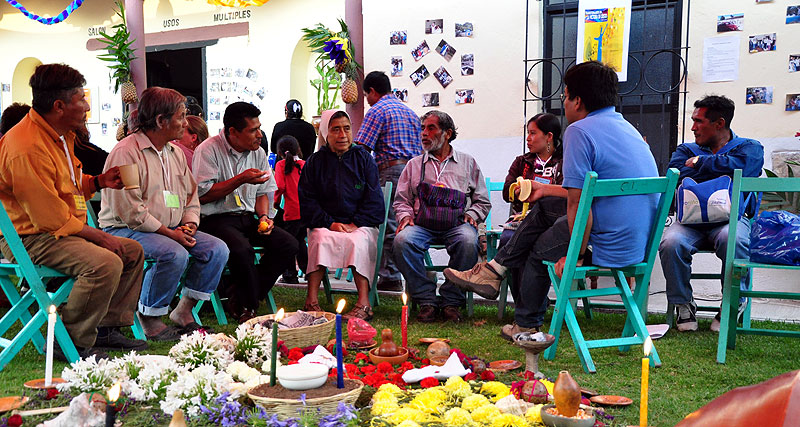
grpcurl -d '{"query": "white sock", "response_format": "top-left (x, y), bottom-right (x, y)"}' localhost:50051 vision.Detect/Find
top-left (487, 260), bottom-right (507, 276)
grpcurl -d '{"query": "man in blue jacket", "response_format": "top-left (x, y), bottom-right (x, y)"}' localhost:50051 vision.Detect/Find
top-left (659, 95), bottom-right (764, 332)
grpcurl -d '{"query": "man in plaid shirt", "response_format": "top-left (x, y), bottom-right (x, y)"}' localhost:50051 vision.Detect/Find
top-left (356, 71), bottom-right (422, 292)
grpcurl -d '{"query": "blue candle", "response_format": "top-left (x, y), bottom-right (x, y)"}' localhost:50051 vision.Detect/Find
top-left (335, 299), bottom-right (346, 388)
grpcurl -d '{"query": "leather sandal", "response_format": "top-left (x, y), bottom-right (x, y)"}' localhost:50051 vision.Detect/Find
top-left (303, 302), bottom-right (323, 312)
top-left (343, 304), bottom-right (374, 321)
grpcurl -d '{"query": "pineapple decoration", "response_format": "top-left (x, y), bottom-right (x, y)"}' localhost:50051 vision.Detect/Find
top-left (302, 19), bottom-right (362, 112)
top-left (97, 0), bottom-right (139, 139)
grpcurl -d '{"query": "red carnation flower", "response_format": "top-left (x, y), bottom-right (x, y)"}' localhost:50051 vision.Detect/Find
top-left (288, 348), bottom-right (305, 361)
top-left (420, 377), bottom-right (439, 388)
top-left (399, 361), bottom-right (414, 372)
top-left (361, 365), bottom-right (377, 374)
top-left (464, 372), bottom-right (478, 381)
top-left (377, 362), bottom-right (393, 373)
top-left (7, 414), bottom-right (23, 427)
top-left (421, 358), bottom-right (430, 366)
top-left (390, 372), bottom-right (406, 385)
top-left (480, 370), bottom-right (496, 381)
top-left (45, 388), bottom-right (60, 400)
top-left (345, 363), bottom-right (360, 374)
top-left (354, 352), bottom-right (370, 365)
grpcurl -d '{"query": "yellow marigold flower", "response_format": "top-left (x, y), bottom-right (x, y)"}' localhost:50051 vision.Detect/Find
top-left (372, 390), bottom-right (398, 405)
top-left (371, 399), bottom-right (400, 416)
top-left (443, 407), bottom-right (474, 427)
top-left (396, 421), bottom-right (423, 427)
top-left (444, 376), bottom-right (472, 398)
top-left (525, 404), bottom-right (544, 424)
top-left (408, 388), bottom-right (448, 414)
top-left (378, 382), bottom-right (405, 396)
top-left (491, 413), bottom-right (528, 427)
top-left (479, 381), bottom-right (511, 402)
top-left (461, 393), bottom-right (490, 411)
top-left (471, 404), bottom-right (501, 424)
top-left (389, 407), bottom-right (427, 424)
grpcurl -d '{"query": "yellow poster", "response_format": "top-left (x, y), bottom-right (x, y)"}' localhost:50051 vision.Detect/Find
top-left (582, 7), bottom-right (626, 72)
top-left (83, 88), bottom-right (92, 122)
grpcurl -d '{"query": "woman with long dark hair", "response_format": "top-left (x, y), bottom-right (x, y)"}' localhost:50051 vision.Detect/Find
top-left (274, 135), bottom-right (308, 283)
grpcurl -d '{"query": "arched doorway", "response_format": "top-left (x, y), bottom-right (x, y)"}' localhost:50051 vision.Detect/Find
top-left (289, 38), bottom-right (316, 118)
top-left (12, 57), bottom-right (43, 105)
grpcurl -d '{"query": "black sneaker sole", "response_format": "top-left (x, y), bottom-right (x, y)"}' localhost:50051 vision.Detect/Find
top-left (443, 270), bottom-right (500, 300)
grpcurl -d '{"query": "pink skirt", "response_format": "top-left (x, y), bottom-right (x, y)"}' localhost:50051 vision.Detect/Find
top-left (306, 226), bottom-right (379, 283)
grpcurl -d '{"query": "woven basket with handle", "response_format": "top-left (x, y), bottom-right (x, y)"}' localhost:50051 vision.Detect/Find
top-left (244, 311), bottom-right (335, 349)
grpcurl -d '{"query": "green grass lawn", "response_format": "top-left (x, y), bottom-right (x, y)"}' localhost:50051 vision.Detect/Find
top-left (3, 285), bottom-right (800, 426)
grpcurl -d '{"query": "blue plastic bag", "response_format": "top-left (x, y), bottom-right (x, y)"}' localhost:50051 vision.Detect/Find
top-left (750, 210), bottom-right (800, 266)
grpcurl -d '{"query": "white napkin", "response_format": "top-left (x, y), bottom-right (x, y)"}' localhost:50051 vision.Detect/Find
top-left (298, 345), bottom-right (337, 369)
top-left (401, 352), bottom-right (471, 383)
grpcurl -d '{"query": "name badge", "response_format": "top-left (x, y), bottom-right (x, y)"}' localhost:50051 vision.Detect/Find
top-left (234, 194), bottom-right (243, 207)
top-left (73, 194), bottom-right (87, 211)
top-left (534, 177), bottom-right (551, 185)
top-left (163, 191), bottom-right (180, 209)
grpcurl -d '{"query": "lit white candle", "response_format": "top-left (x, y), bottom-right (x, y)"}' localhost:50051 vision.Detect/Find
top-left (45, 305), bottom-right (56, 387)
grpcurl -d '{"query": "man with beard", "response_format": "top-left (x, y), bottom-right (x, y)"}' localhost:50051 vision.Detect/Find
top-left (659, 95), bottom-right (763, 332)
top-left (193, 102), bottom-right (298, 323)
top-left (392, 110), bottom-right (490, 323)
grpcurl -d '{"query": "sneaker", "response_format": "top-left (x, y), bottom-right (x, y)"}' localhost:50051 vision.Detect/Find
top-left (443, 263), bottom-right (502, 300)
top-left (501, 323), bottom-right (539, 341)
top-left (675, 301), bottom-right (698, 332)
top-left (710, 300), bottom-right (749, 332)
top-left (94, 327), bottom-right (149, 351)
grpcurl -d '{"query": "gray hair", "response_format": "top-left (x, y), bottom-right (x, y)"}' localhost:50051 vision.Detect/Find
top-left (420, 110), bottom-right (457, 142)
top-left (133, 87), bottom-right (186, 133)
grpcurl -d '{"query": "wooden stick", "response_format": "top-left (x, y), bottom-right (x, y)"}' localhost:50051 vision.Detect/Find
top-left (16, 406), bottom-right (69, 417)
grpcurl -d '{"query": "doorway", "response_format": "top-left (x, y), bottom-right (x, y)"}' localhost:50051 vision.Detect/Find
top-left (146, 43), bottom-right (210, 116)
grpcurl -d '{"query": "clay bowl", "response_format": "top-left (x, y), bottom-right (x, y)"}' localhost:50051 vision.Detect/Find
top-left (540, 404), bottom-right (595, 427)
top-left (368, 347), bottom-right (409, 365)
top-left (429, 355), bottom-right (450, 366)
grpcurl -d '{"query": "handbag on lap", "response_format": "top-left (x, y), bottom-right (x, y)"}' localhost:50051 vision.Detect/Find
top-left (414, 159), bottom-right (468, 231)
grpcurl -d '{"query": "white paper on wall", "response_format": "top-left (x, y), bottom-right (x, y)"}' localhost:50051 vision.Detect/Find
top-left (703, 35), bottom-right (740, 83)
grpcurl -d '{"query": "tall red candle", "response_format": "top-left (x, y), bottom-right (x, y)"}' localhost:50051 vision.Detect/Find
top-left (401, 293), bottom-right (408, 348)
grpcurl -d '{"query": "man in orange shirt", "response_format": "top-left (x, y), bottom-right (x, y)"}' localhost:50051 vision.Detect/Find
top-left (0, 63), bottom-right (146, 360)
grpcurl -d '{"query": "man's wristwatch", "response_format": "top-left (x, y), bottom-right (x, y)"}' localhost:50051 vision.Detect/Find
top-left (93, 175), bottom-right (102, 190)
top-left (258, 214), bottom-right (269, 221)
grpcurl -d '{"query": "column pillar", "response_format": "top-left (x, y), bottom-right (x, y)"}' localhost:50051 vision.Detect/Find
top-left (345, 0), bottom-right (364, 132)
top-left (125, 0), bottom-right (147, 100)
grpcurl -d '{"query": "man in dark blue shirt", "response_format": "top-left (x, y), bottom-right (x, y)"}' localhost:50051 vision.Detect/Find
top-left (659, 95), bottom-right (764, 332)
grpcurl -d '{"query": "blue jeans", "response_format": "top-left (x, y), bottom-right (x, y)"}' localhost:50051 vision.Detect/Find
top-left (658, 218), bottom-right (751, 305)
top-left (378, 163), bottom-right (406, 281)
top-left (393, 222), bottom-right (479, 307)
top-left (105, 228), bottom-right (230, 316)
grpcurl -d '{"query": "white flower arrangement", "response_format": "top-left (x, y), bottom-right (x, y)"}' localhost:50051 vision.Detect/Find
top-left (226, 361), bottom-right (260, 383)
top-left (260, 357), bottom-right (282, 374)
top-left (233, 323), bottom-right (272, 367)
top-left (59, 355), bottom-right (117, 395)
top-left (160, 364), bottom-right (237, 417)
top-left (136, 357), bottom-right (184, 402)
top-left (169, 330), bottom-right (233, 371)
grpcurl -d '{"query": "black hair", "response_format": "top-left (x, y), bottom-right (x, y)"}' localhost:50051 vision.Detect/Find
top-left (329, 110), bottom-right (351, 123)
top-left (277, 135), bottom-right (302, 175)
top-left (285, 99), bottom-right (303, 119)
top-left (528, 113), bottom-right (563, 158)
top-left (223, 102), bottom-right (261, 134)
top-left (694, 95), bottom-right (735, 129)
top-left (185, 96), bottom-right (204, 118)
top-left (563, 61), bottom-right (618, 112)
top-left (29, 63), bottom-right (86, 114)
top-left (363, 71), bottom-right (391, 96)
top-left (419, 110), bottom-right (458, 142)
top-left (0, 103), bottom-right (31, 135)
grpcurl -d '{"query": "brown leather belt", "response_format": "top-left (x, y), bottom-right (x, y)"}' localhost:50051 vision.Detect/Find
top-left (378, 158), bottom-right (409, 172)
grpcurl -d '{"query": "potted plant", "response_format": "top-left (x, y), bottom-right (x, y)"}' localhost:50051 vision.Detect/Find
top-left (97, 0), bottom-right (138, 107)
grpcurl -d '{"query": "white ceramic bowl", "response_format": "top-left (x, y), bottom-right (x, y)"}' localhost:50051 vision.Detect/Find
top-left (276, 363), bottom-right (329, 390)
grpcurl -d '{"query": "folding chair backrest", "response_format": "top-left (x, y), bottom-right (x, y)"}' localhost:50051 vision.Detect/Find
top-left (484, 177), bottom-right (505, 228)
top-left (0, 201), bottom-right (51, 306)
top-left (564, 168), bottom-right (680, 271)
top-left (370, 182), bottom-right (393, 287)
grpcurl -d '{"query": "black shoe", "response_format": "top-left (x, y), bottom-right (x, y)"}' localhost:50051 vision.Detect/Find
top-left (95, 327), bottom-right (149, 351)
top-left (53, 343), bottom-right (108, 363)
top-left (442, 306), bottom-right (463, 323)
top-left (281, 274), bottom-right (300, 284)
top-left (377, 278), bottom-right (403, 292)
top-left (416, 305), bottom-right (437, 323)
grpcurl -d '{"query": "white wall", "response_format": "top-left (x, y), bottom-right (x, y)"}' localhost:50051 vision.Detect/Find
top-left (681, 1), bottom-right (800, 141)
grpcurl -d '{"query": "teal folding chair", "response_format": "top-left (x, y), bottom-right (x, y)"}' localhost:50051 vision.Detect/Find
top-left (717, 169), bottom-right (800, 363)
top-left (485, 177), bottom-right (512, 320)
top-left (322, 182), bottom-right (392, 307)
top-left (0, 201), bottom-right (80, 369)
top-left (542, 168), bottom-right (679, 373)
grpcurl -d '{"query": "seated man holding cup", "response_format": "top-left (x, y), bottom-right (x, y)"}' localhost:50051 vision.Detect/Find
top-left (99, 87), bottom-right (230, 341)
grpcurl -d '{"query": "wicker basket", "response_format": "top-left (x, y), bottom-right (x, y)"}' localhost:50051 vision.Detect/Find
top-left (248, 379), bottom-right (363, 418)
top-left (245, 311), bottom-right (335, 349)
